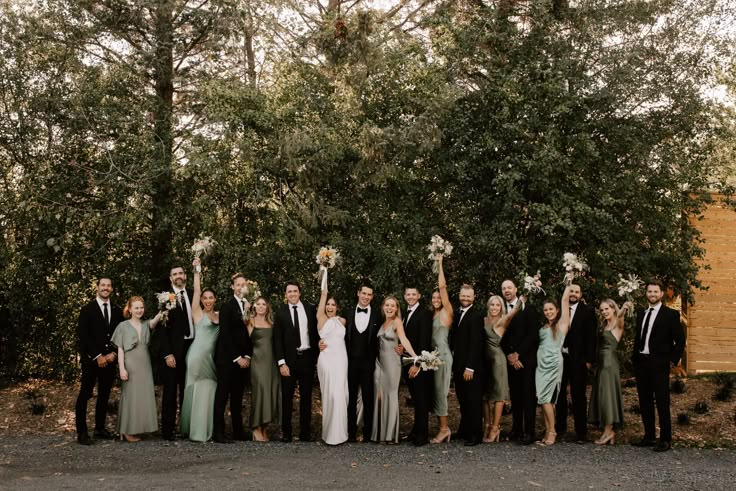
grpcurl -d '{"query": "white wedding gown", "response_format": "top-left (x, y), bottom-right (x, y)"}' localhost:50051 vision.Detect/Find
top-left (318, 317), bottom-right (349, 445)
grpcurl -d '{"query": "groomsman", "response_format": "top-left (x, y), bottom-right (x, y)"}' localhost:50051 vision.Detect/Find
top-left (632, 280), bottom-right (685, 452)
top-left (343, 282), bottom-right (381, 442)
top-left (213, 273), bottom-right (252, 443)
top-left (555, 283), bottom-right (597, 442)
top-left (75, 276), bottom-right (124, 445)
top-left (451, 284), bottom-right (485, 446)
top-left (160, 264), bottom-right (195, 441)
top-left (273, 281), bottom-right (319, 442)
top-left (403, 287), bottom-right (434, 446)
top-left (500, 278), bottom-right (539, 444)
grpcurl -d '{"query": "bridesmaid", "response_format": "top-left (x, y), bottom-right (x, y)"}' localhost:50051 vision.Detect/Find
top-left (588, 299), bottom-right (632, 445)
top-left (371, 296), bottom-right (419, 444)
top-left (482, 294), bottom-right (524, 443)
top-left (180, 258), bottom-right (219, 442)
top-left (430, 255), bottom-right (453, 444)
top-left (112, 296), bottom-right (162, 442)
top-left (248, 296), bottom-right (280, 442)
top-left (535, 285), bottom-right (572, 446)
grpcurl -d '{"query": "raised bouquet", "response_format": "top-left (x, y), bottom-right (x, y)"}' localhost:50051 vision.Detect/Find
top-left (241, 280), bottom-right (261, 320)
top-left (427, 235), bottom-right (453, 273)
top-left (617, 274), bottom-right (643, 317)
top-left (521, 270), bottom-right (545, 296)
top-left (315, 246), bottom-right (340, 285)
top-left (402, 349), bottom-right (446, 371)
top-left (562, 252), bottom-right (588, 285)
top-left (191, 236), bottom-right (216, 272)
top-left (156, 291), bottom-right (177, 325)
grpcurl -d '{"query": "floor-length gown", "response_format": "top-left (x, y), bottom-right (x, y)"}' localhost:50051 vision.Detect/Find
top-left (588, 330), bottom-right (625, 429)
top-left (112, 320), bottom-right (158, 435)
top-left (317, 317), bottom-right (349, 445)
top-left (431, 316), bottom-right (453, 416)
top-left (535, 326), bottom-right (565, 404)
top-left (250, 326), bottom-right (280, 429)
top-left (180, 315), bottom-right (219, 442)
top-left (484, 322), bottom-right (510, 402)
top-left (371, 322), bottom-right (401, 443)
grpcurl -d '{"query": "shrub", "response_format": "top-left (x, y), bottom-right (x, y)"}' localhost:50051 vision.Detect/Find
top-left (693, 400), bottom-right (709, 414)
top-left (30, 403), bottom-right (46, 415)
top-left (676, 412), bottom-right (690, 425)
top-left (712, 372), bottom-right (736, 388)
top-left (714, 385), bottom-right (733, 402)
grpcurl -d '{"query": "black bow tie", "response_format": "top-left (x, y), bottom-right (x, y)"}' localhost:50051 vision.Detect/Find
top-left (357, 307), bottom-right (368, 314)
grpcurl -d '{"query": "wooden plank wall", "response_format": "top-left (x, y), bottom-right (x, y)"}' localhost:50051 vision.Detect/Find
top-left (688, 194), bottom-right (736, 374)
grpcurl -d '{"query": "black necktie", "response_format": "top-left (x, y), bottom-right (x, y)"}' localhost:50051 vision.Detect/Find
top-left (508, 303), bottom-right (513, 311)
top-left (180, 292), bottom-right (191, 337)
top-left (639, 308), bottom-right (653, 352)
top-left (293, 305), bottom-right (300, 331)
top-left (357, 307), bottom-right (368, 314)
top-left (103, 303), bottom-right (109, 326)
top-left (241, 300), bottom-right (246, 313)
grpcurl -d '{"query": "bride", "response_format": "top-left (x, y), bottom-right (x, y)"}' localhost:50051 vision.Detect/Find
top-left (316, 267), bottom-right (349, 445)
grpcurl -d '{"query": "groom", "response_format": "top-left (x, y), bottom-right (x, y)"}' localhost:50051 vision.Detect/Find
top-left (160, 264), bottom-right (195, 441)
top-left (403, 286), bottom-right (434, 446)
top-left (344, 281), bottom-right (381, 442)
top-left (273, 281), bottom-right (319, 442)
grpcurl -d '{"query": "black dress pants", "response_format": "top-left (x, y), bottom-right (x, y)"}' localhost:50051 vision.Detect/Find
top-left (75, 362), bottom-right (115, 436)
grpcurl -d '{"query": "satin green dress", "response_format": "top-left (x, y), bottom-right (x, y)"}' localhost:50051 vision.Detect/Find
top-left (535, 326), bottom-right (564, 404)
top-left (483, 322), bottom-right (510, 402)
top-left (180, 315), bottom-right (219, 442)
top-left (431, 316), bottom-right (453, 416)
top-left (250, 327), bottom-right (280, 428)
top-left (112, 320), bottom-right (158, 435)
top-left (371, 322), bottom-right (401, 443)
top-left (588, 330), bottom-right (625, 430)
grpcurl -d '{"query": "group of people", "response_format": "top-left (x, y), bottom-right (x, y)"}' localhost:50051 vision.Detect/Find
top-left (75, 255), bottom-right (685, 452)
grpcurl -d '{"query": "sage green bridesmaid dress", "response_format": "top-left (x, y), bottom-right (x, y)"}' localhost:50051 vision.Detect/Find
top-left (588, 330), bottom-right (625, 429)
top-left (250, 326), bottom-right (281, 429)
top-left (483, 322), bottom-right (510, 402)
top-left (431, 316), bottom-right (453, 416)
top-left (535, 326), bottom-right (565, 404)
top-left (180, 315), bottom-right (219, 442)
top-left (371, 322), bottom-right (401, 443)
top-left (112, 320), bottom-right (158, 435)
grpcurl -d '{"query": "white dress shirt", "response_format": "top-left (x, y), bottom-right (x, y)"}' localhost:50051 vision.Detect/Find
top-left (355, 305), bottom-right (370, 333)
top-left (405, 304), bottom-right (418, 324)
top-left (93, 297), bottom-right (111, 360)
top-left (640, 302), bottom-right (662, 354)
top-left (174, 286), bottom-right (195, 340)
top-left (278, 301), bottom-right (310, 367)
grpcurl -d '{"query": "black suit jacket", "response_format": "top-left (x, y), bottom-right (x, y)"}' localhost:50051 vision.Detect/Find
top-left (403, 306), bottom-right (433, 355)
top-left (344, 304), bottom-right (381, 359)
top-left (500, 301), bottom-right (539, 367)
top-left (160, 287), bottom-right (193, 362)
top-left (215, 296), bottom-right (253, 366)
top-left (450, 305), bottom-right (485, 374)
top-left (632, 305), bottom-right (685, 366)
top-left (77, 299), bottom-right (124, 365)
top-left (563, 302), bottom-right (597, 365)
top-left (273, 301), bottom-right (319, 368)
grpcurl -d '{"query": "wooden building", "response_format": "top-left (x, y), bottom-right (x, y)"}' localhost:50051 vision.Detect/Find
top-left (686, 194), bottom-right (736, 374)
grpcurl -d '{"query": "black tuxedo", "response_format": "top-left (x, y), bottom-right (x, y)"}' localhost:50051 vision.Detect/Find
top-left (632, 304), bottom-right (685, 443)
top-left (344, 304), bottom-right (381, 440)
top-left (160, 287), bottom-right (194, 438)
top-left (213, 296), bottom-right (253, 439)
top-left (273, 301), bottom-right (319, 440)
top-left (450, 305), bottom-right (485, 444)
top-left (500, 300), bottom-right (538, 439)
top-left (403, 305), bottom-right (434, 444)
top-left (75, 298), bottom-right (124, 437)
top-left (556, 302), bottom-right (597, 439)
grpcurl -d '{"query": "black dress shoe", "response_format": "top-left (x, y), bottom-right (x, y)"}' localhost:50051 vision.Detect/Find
top-left (77, 434), bottom-right (93, 446)
top-left (280, 435), bottom-right (293, 443)
top-left (213, 434), bottom-right (233, 444)
top-left (633, 438), bottom-right (657, 447)
top-left (93, 429), bottom-right (115, 440)
top-left (464, 439), bottom-right (480, 447)
top-left (162, 433), bottom-right (176, 442)
top-left (507, 431), bottom-right (520, 441)
top-left (413, 439), bottom-right (429, 447)
top-left (298, 434), bottom-right (313, 442)
top-left (653, 441), bottom-right (671, 452)
top-left (520, 435), bottom-right (536, 445)
top-left (233, 433), bottom-right (250, 442)
top-left (347, 437), bottom-right (358, 443)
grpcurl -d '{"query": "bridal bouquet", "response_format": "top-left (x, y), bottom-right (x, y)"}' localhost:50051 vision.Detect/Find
top-left (316, 246), bottom-right (340, 284)
top-left (241, 280), bottom-right (262, 320)
top-left (402, 349), bottom-right (446, 371)
top-left (617, 274), bottom-right (643, 317)
top-left (427, 235), bottom-right (453, 273)
top-left (191, 236), bottom-right (216, 272)
top-left (156, 291), bottom-right (177, 325)
top-left (521, 270), bottom-right (545, 296)
top-left (562, 252), bottom-right (588, 285)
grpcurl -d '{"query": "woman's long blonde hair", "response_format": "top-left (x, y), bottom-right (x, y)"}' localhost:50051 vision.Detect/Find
top-left (247, 296), bottom-right (273, 328)
top-left (382, 295), bottom-right (402, 322)
top-left (600, 298), bottom-right (620, 330)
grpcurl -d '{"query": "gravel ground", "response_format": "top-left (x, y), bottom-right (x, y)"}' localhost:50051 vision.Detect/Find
top-left (1, 435), bottom-right (734, 490)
